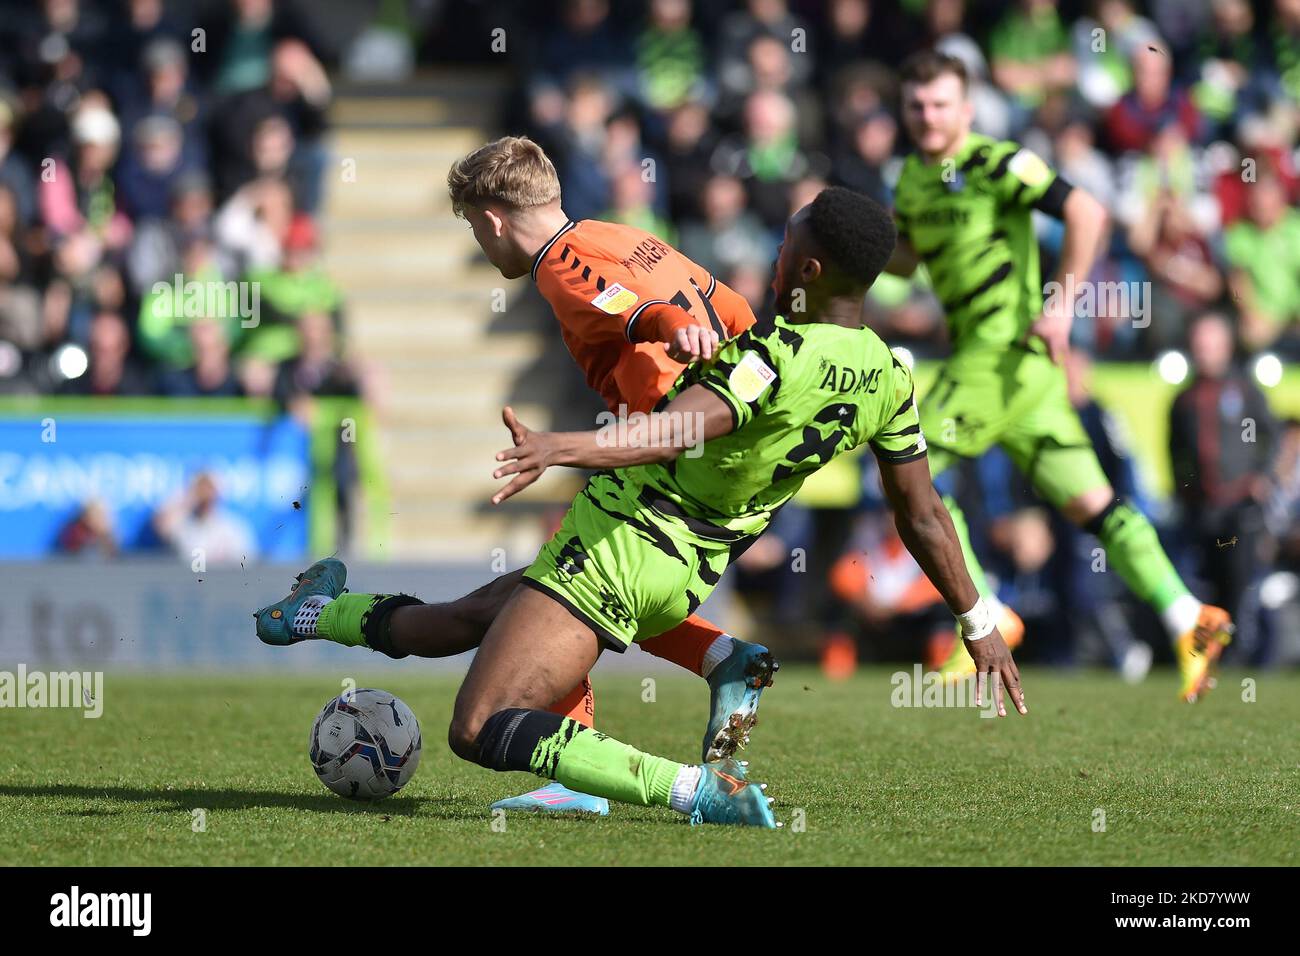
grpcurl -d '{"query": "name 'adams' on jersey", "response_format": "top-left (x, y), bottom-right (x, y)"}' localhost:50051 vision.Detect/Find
top-left (625, 313), bottom-right (927, 542)
top-left (893, 134), bottom-right (1059, 352)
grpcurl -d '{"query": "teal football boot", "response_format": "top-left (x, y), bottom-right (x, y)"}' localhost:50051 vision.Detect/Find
top-left (254, 558), bottom-right (348, 646)
top-left (688, 758), bottom-right (778, 828)
top-left (702, 639), bottom-right (779, 762)
top-left (490, 782), bottom-right (610, 815)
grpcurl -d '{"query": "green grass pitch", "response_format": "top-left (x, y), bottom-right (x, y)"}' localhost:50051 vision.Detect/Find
top-left (2, 667), bottom-right (1297, 866)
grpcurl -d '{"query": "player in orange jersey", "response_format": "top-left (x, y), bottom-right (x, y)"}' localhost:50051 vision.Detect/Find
top-left (382, 136), bottom-right (779, 814)
top-left (257, 137), bottom-right (778, 814)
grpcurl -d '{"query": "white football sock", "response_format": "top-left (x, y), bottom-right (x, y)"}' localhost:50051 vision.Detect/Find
top-left (669, 765), bottom-right (704, 814)
top-left (1161, 593), bottom-right (1201, 641)
top-left (699, 635), bottom-right (735, 678)
top-left (293, 594), bottom-right (333, 637)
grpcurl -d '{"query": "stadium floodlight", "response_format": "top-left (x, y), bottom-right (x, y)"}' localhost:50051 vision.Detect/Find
top-left (1154, 350), bottom-right (1189, 385)
top-left (51, 343), bottom-right (88, 382)
top-left (1253, 352), bottom-right (1283, 389)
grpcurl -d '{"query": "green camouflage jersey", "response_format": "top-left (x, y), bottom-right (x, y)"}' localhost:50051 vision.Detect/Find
top-left (893, 134), bottom-right (1059, 353)
top-left (635, 312), bottom-right (925, 536)
top-left (523, 312), bottom-right (926, 649)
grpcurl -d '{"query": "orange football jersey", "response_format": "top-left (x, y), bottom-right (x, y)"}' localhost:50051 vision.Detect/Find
top-left (531, 219), bottom-right (758, 415)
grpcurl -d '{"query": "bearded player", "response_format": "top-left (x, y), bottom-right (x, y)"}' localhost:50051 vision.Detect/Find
top-left (257, 136), bottom-right (777, 813)
top-left (888, 50), bottom-right (1233, 701)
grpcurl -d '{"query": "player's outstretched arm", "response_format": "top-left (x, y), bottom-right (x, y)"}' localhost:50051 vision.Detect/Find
top-left (1031, 186), bottom-right (1109, 363)
top-left (490, 386), bottom-right (735, 504)
top-left (878, 455), bottom-right (1028, 717)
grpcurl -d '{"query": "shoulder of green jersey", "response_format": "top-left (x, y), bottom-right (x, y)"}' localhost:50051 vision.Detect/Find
top-left (728, 350), bottom-right (777, 403)
top-left (1007, 148), bottom-right (1053, 188)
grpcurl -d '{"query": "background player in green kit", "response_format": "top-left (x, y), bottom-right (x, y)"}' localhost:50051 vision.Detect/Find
top-left (255, 188), bottom-right (1026, 827)
top-left (887, 50), bottom-right (1233, 702)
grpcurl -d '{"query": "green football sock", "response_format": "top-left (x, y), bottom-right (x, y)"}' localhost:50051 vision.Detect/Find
top-left (941, 495), bottom-right (995, 601)
top-left (1091, 500), bottom-right (1190, 612)
top-left (315, 593), bottom-right (387, 647)
top-left (533, 721), bottom-right (682, 808)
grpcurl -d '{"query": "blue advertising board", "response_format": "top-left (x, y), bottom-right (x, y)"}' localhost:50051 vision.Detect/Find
top-left (0, 414), bottom-right (310, 559)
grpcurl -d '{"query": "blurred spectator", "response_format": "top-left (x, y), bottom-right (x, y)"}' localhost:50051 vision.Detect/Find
top-left (604, 164), bottom-right (674, 242)
top-left (115, 115), bottom-right (193, 221)
top-left (0, 100), bottom-right (37, 227)
top-left (678, 174), bottom-right (772, 278)
top-left (1071, 0), bottom-right (1161, 109)
top-left (988, 0), bottom-right (1076, 121)
top-left (41, 101), bottom-right (132, 253)
top-left (244, 213), bottom-right (343, 362)
top-left (712, 88), bottom-right (819, 229)
top-left (829, 509), bottom-right (953, 669)
top-left (662, 100), bottom-right (719, 221)
top-left (116, 36), bottom-right (208, 171)
top-left (208, 38), bottom-right (331, 211)
top-left (61, 310), bottom-right (154, 396)
top-left (137, 236), bottom-right (243, 369)
top-left (157, 316), bottom-right (243, 397)
top-left (213, 175), bottom-right (293, 273)
top-left (1224, 171), bottom-right (1300, 353)
top-left (716, 0), bottom-right (811, 107)
top-left (542, 73), bottom-right (617, 222)
top-left (1188, 0), bottom-right (1271, 136)
top-left (0, 182), bottom-right (43, 352)
top-left (57, 499), bottom-right (117, 557)
top-left (126, 171), bottom-right (227, 296)
top-left (830, 108), bottom-right (899, 206)
top-left (634, 0), bottom-right (708, 113)
top-left (1106, 42), bottom-right (1203, 153)
top-left (153, 471), bottom-right (257, 565)
top-left (1169, 313), bottom-right (1279, 652)
top-left (198, 0), bottom-right (327, 97)
top-left (1127, 190), bottom-right (1224, 352)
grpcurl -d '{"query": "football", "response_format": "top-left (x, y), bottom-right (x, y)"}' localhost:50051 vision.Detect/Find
top-left (308, 689), bottom-right (422, 800)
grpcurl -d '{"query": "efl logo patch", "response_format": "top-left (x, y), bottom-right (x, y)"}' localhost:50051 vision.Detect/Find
top-left (729, 351), bottom-right (777, 403)
top-left (1008, 149), bottom-right (1051, 188)
top-left (590, 282), bottom-right (639, 314)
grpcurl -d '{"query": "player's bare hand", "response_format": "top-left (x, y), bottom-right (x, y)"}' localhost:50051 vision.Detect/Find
top-left (492, 406), bottom-right (555, 505)
top-left (965, 627), bottom-right (1027, 717)
top-left (665, 324), bottom-right (719, 363)
top-left (1028, 305), bottom-right (1072, 364)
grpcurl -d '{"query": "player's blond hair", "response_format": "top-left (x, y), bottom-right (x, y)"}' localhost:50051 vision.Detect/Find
top-left (446, 136), bottom-right (561, 219)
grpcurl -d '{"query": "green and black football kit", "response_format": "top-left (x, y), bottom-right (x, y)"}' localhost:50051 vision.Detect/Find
top-left (522, 313), bottom-right (926, 649)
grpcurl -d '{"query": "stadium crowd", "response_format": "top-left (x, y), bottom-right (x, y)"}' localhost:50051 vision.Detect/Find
top-left (504, 0), bottom-right (1300, 670)
top-left (3, 0), bottom-right (1298, 669)
top-left (0, 0), bottom-right (368, 409)
top-left (0, 0), bottom-right (378, 557)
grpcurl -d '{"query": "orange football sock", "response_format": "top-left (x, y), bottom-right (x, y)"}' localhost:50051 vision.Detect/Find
top-left (639, 615), bottom-right (725, 677)
top-left (548, 676), bottom-right (595, 728)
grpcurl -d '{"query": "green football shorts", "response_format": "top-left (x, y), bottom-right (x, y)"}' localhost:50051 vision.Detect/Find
top-left (521, 472), bottom-right (737, 651)
top-left (919, 345), bottom-right (1109, 508)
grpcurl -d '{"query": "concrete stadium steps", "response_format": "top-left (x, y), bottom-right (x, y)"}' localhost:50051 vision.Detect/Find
top-left (324, 73), bottom-right (555, 558)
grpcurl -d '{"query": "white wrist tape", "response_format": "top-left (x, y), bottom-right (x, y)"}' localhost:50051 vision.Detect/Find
top-left (957, 597), bottom-right (996, 641)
